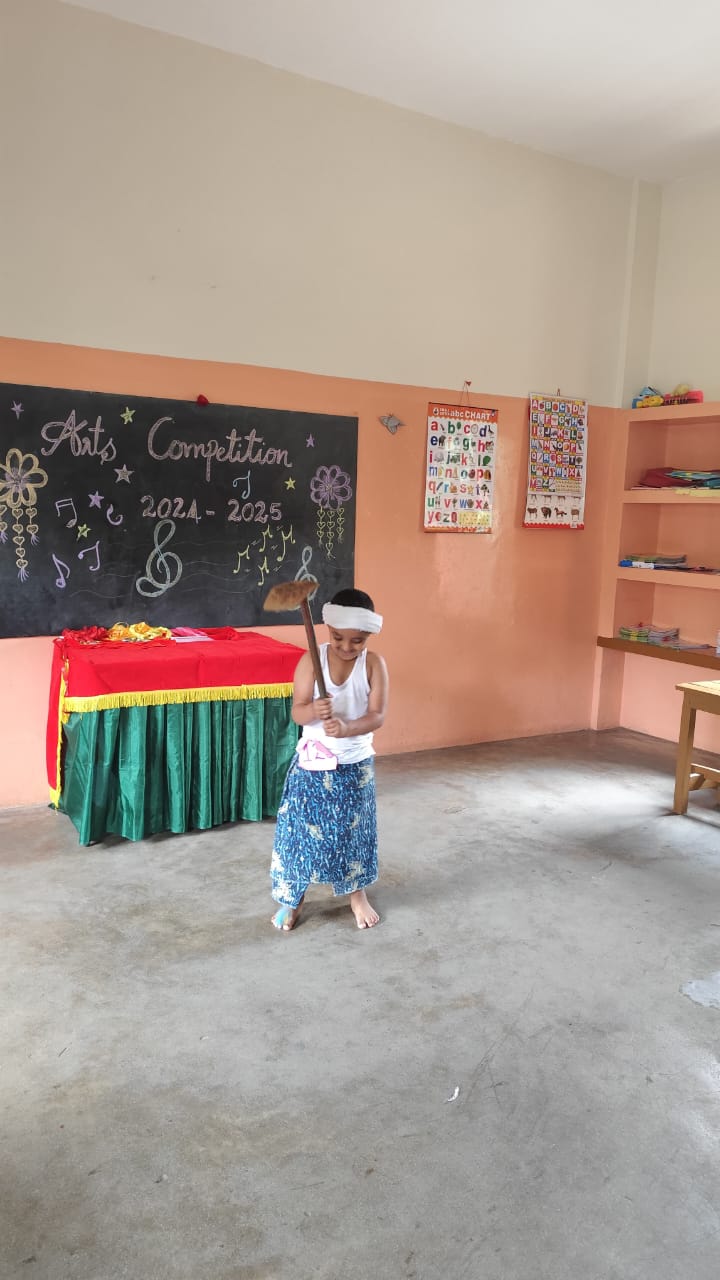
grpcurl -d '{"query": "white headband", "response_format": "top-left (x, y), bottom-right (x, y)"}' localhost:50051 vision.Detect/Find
top-left (322, 603), bottom-right (383, 634)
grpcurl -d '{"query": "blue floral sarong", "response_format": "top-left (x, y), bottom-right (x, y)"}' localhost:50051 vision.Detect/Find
top-left (270, 756), bottom-right (378, 907)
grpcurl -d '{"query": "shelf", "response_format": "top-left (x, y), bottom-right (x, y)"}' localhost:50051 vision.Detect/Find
top-left (628, 402), bottom-right (720, 425)
top-left (597, 637), bottom-right (720, 671)
top-left (623, 489), bottom-right (720, 504)
top-left (616, 568), bottom-right (720, 590)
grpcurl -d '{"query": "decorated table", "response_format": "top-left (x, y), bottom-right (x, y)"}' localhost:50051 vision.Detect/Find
top-left (47, 627), bottom-right (304, 844)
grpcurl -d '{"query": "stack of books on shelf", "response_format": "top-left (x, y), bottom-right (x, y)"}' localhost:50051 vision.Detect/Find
top-left (619, 552), bottom-right (720, 574)
top-left (647, 624), bottom-right (680, 645)
top-left (617, 623), bottom-right (713, 652)
top-left (623, 553), bottom-right (687, 568)
top-left (636, 468), bottom-right (720, 489)
top-left (618, 624), bottom-right (649, 642)
top-left (618, 623), bottom-right (679, 645)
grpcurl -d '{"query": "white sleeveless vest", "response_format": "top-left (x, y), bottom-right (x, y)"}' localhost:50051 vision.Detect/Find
top-left (301, 643), bottom-right (374, 765)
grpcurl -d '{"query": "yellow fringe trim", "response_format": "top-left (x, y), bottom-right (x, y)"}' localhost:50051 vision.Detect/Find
top-left (49, 665), bottom-right (68, 805)
top-left (61, 682), bottom-right (294, 716)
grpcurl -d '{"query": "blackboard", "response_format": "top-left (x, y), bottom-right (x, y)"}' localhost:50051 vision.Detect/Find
top-left (0, 383), bottom-right (357, 637)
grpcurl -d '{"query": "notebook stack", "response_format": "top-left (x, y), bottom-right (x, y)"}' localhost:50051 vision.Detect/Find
top-left (617, 623), bottom-right (680, 645)
top-left (618, 624), bottom-right (649, 642)
top-left (647, 625), bottom-right (680, 645)
top-left (626, 553), bottom-right (687, 567)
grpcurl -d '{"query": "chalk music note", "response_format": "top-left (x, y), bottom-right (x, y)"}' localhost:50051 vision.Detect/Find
top-left (136, 519), bottom-right (182, 598)
top-left (275, 524), bottom-right (295, 565)
top-left (54, 498), bottom-right (77, 528)
top-left (233, 546), bottom-right (250, 574)
top-left (77, 538), bottom-right (101, 572)
top-left (52, 554), bottom-right (70, 589)
top-left (258, 526), bottom-right (271, 553)
top-left (106, 504), bottom-right (123, 526)
top-left (257, 555), bottom-right (269, 587)
top-left (294, 545), bottom-right (318, 599)
top-left (232, 472), bottom-right (251, 499)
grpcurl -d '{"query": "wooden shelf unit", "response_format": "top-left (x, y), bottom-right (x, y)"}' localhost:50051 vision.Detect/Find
top-left (597, 636), bottom-right (720, 671)
top-left (623, 489), bottom-right (720, 504)
top-left (616, 567), bottom-right (720, 590)
top-left (594, 404), bottom-right (720, 725)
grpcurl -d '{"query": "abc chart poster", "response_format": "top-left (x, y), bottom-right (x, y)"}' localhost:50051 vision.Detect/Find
top-left (424, 403), bottom-right (498, 533)
top-left (523, 394), bottom-right (587, 529)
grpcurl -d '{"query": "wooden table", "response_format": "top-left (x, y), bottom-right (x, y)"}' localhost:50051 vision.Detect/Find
top-left (673, 680), bottom-right (720, 813)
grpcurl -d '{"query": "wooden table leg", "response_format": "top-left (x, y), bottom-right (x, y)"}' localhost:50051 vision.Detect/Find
top-left (673, 694), bottom-right (697, 814)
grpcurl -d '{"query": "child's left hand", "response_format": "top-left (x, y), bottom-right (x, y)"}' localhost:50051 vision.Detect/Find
top-left (324, 716), bottom-right (348, 738)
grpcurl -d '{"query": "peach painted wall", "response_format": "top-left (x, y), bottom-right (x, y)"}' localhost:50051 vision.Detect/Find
top-left (620, 654), bottom-right (720, 755)
top-left (0, 337), bottom-right (613, 807)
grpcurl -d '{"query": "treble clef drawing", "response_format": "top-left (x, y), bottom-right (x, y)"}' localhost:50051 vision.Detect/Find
top-left (294, 545), bottom-right (318, 600)
top-left (135, 519), bottom-right (183, 598)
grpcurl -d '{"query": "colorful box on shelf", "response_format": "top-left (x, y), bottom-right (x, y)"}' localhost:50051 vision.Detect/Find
top-left (662, 390), bottom-right (704, 406)
top-left (631, 385), bottom-right (704, 409)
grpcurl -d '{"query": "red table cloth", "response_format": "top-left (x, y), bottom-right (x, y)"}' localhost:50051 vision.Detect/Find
top-left (47, 628), bottom-right (304, 800)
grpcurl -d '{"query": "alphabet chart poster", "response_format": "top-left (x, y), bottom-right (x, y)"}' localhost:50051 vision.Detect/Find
top-left (424, 403), bottom-right (498, 533)
top-left (523, 394), bottom-right (587, 529)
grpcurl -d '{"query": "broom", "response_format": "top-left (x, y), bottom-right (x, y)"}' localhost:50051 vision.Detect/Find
top-left (263, 579), bottom-right (328, 699)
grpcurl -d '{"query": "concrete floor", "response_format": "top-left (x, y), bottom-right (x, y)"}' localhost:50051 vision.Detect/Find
top-left (3, 728), bottom-right (720, 1280)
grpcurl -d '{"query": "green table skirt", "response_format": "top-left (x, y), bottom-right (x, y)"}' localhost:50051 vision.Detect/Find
top-left (58, 697), bottom-right (299, 844)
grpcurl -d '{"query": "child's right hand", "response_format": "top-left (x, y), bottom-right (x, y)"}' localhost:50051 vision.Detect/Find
top-left (315, 697), bottom-right (333, 721)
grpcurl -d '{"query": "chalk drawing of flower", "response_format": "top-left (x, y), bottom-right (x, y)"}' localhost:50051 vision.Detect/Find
top-left (0, 448), bottom-right (48, 508)
top-left (0, 448), bottom-right (48, 579)
top-left (309, 465), bottom-right (353, 560)
top-left (309, 465), bottom-right (353, 510)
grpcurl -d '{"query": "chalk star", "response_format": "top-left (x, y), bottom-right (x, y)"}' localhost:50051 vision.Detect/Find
top-left (120, 407), bottom-right (135, 424)
top-left (76, 523), bottom-right (90, 539)
top-left (306, 434), bottom-right (315, 447)
top-left (11, 401), bottom-right (23, 419)
top-left (115, 464), bottom-right (133, 483)
top-left (285, 477), bottom-right (296, 490)
top-left (88, 491), bottom-right (104, 508)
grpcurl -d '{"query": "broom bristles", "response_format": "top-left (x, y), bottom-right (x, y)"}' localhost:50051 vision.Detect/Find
top-left (263, 579), bottom-right (319, 612)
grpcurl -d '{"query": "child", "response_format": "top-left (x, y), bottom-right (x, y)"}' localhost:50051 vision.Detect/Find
top-left (270, 588), bottom-right (389, 931)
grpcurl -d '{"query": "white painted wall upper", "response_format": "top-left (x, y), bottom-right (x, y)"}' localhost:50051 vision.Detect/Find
top-left (649, 171), bottom-right (720, 400)
top-left (3, 0), bottom-right (643, 405)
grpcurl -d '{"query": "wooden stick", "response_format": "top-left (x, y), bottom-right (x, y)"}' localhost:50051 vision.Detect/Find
top-left (263, 578), bottom-right (327, 699)
top-left (299, 598), bottom-right (327, 699)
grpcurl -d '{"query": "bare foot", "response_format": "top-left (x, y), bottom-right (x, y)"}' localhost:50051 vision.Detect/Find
top-left (350, 889), bottom-right (380, 929)
top-left (272, 897), bottom-right (304, 931)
